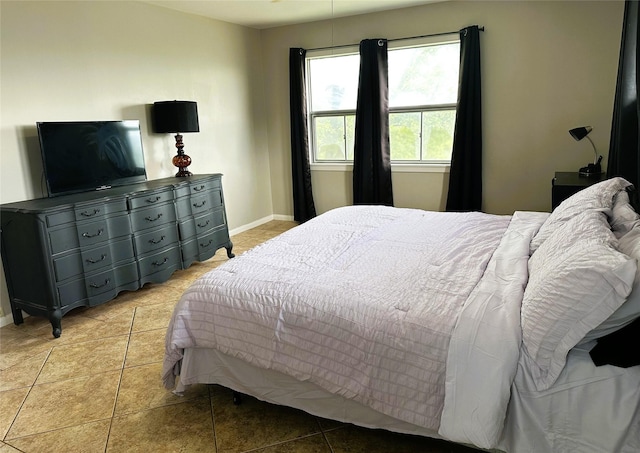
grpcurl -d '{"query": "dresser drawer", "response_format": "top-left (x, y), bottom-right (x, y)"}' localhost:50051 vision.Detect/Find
top-left (175, 189), bottom-right (223, 219)
top-left (45, 209), bottom-right (75, 228)
top-left (138, 245), bottom-right (181, 278)
top-left (76, 214), bottom-right (131, 249)
top-left (57, 261), bottom-right (138, 307)
top-left (177, 209), bottom-right (225, 241)
top-left (189, 176), bottom-right (220, 195)
top-left (133, 223), bottom-right (179, 255)
top-left (195, 209), bottom-right (225, 233)
top-left (182, 227), bottom-right (230, 264)
top-left (189, 193), bottom-right (213, 216)
top-left (48, 213), bottom-right (131, 254)
top-left (129, 202), bottom-right (176, 231)
top-left (192, 190), bottom-right (223, 215)
top-left (128, 188), bottom-right (174, 210)
top-left (52, 237), bottom-right (135, 282)
top-left (74, 198), bottom-right (127, 222)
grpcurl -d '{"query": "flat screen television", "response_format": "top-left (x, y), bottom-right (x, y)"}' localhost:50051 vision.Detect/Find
top-left (37, 120), bottom-right (147, 197)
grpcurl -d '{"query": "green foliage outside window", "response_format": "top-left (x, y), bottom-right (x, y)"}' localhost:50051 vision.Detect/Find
top-left (309, 40), bottom-right (459, 163)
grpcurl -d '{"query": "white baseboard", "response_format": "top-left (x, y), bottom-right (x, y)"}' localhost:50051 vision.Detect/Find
top-left (0, 311), bottom-right (24, 328)
top-left (228, 214), bottom-right (294, 236)
top-left (0, 214), bottom-right (295, 328)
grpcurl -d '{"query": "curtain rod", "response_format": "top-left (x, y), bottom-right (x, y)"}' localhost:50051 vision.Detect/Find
top-left (306, 26), bottom-right (484, 52)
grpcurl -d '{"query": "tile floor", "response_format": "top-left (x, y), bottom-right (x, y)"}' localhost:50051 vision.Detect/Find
top-left (0, 220), bottom-right (479, 453)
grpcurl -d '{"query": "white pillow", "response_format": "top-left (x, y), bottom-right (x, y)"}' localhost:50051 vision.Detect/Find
top-left (610, 190), bottom-right (640, 239)
top-left (531, 177), bottom-right (632, 253)
top-left (579, 211), bottom-right (640, 344)
top-left (522, 210), bottom-right (637, 391)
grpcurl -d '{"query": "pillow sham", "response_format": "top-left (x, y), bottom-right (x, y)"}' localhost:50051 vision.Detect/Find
top-left (522, 210), bottom-right (637, 391)
top-left (580, 214), bottom-right (640, 344)
top-left (530, 177), bottom-right (632, 253)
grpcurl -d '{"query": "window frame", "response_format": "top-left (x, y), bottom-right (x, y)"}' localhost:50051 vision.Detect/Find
top-left (306, 35), bottom-right (460, 171)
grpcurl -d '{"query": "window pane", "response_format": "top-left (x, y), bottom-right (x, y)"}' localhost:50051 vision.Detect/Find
top-left (314, 116), bottom-right (346, 161)
top-left (422, 110), bottom-right (456, 160)
top-left (346, 115), bottom-right (356, 160)
top-left (309, 55), bottom-right (359, 111)
top-left (388, 43), bottom-right (460, 108)
top-left (390, 112), bottom-right (421, 161)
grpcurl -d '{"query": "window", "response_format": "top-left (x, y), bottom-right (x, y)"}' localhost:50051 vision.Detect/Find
top-left (307, 38), bottom-right (460, 165)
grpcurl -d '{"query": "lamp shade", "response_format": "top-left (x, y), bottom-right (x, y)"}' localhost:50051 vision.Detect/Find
top-left (152, 101), bottom-right (199, 133)
top-left (569, 126), bottom-right (592, 141)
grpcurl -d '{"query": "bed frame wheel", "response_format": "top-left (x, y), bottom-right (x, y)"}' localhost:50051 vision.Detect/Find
top-left (232, 391), bottom-right (243, 405)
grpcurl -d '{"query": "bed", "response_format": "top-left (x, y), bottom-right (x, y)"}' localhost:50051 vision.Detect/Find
top-left (163, 177), bottom-right (640, 453)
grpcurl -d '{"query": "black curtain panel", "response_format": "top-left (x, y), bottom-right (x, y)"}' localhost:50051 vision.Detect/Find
top-left (446, 25), bottom-right (483, 212)
top-left (608, 1), bottom-right (640, 189)
top-left (289, 48), bottom-right (317, 223)
top-left (353, 39), bottom-right (394, 206)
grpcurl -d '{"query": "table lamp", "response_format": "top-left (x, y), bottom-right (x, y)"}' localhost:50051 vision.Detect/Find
top-left (152, 100), bottom-right (199, 177)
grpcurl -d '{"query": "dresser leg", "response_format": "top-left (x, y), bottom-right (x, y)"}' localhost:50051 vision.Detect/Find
top-left (226, 241), bottom-right (235, 259)
top-left (11, 305), bottom-right (24, 325)
top-left (49, 308), bottom-right (62, 338)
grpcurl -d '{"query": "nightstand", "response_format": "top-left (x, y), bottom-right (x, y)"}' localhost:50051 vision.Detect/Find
top-left (552, 172), bottom-right (607, 210)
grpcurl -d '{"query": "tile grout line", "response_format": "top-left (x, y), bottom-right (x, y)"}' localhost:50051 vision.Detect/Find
top-left (317, 419), bottom-right (337, 453)
top-left (2, 346), bottom-right (52, 445)
top-left (208, 387), bottom-right (219, 452)
top-left (241, 431), bottom-right (328, 453)
top-left (103, 307), bottom-right (136, 453)
top-left (240, 415), bottom-right (334, 453)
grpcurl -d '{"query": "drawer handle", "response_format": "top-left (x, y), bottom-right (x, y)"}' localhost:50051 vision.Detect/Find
top-left (89, 278), bottom-right (110, 289)
top-left (193, 201), bottom-right (207, 208)
top-left (82, 228), bottom-right (104, 238)
top-left (146, 196), bottom-right (162, 203)
top-left (193, 185), bottom-right (206, 192)
top-left (149, 235), bottom-right (166, 244)
top-left (152, 257), bottom-right (168, 267)
top-left (200, 239), bottom-right (214, 248)
top-left (197, 220), bottom-right (210, 228)
top-left (145, 213), bottom-right (163, 222)
top-left (86, 254), bottom-right (107, 264)
top-left (80, 209), bottom-right (100, 217)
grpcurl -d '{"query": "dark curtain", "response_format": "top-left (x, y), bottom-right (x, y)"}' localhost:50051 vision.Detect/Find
top-left (446, 25), bottom-right (483, 212)
top-left (607, 1), bottom-right (640, 189)
top-left (592, 1), bottom-right (640, 369)
top-left (289, 48), bottom-right (317, 223)
top-left (352, 39), bottom-right (394, 206)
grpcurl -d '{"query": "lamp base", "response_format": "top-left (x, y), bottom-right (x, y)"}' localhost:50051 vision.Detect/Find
top-left (172, 133), bottom-right (193, 177)
top-left (173, 152), bottom-right (192, 177)
top-left (578, 162), bottom-right (602, 177)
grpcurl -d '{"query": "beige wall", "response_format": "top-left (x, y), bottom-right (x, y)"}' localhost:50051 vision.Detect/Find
top-left (0, 1), bottom-right (273, 319)
top-left (261, 0), bottom-right (624, 216)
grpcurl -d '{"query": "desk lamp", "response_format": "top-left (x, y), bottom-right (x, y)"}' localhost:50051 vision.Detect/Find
top-left (152, 100), bottom-right (199, 177)
top-left (569, 126), bottom-right (602, 176)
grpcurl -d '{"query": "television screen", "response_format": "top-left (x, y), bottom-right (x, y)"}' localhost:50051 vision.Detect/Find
top-left (37, 120), bottom-right (147, 197)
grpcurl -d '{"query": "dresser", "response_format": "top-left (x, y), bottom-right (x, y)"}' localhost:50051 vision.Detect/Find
top-left (0, 174), bottom-right (233, 337)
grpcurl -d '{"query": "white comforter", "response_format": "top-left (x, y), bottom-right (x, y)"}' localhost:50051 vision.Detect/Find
top-left (163, 206), bottom-right (547, 448)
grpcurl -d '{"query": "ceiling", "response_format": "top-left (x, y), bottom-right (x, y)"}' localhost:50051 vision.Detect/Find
top-left (143, 0), bottom-right (443, 29)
